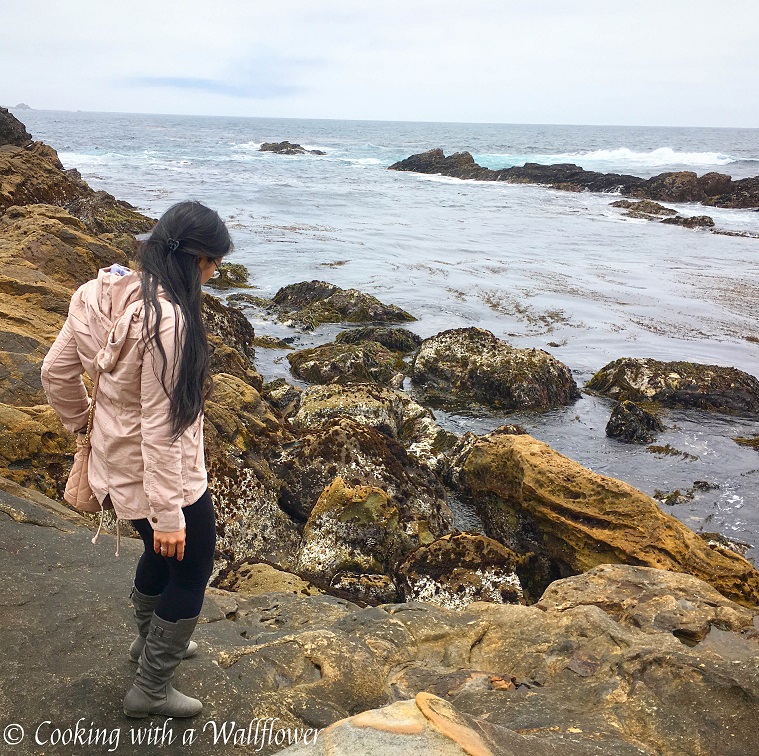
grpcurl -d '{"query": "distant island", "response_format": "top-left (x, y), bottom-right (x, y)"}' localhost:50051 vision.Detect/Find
top-left (11, 103), bottom-right (31, 110)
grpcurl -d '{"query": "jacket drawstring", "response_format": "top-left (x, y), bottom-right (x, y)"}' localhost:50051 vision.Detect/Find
top-left (91, 500), bottom-right (121, 557)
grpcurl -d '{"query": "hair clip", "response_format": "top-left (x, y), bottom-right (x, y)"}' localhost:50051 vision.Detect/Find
top-left (166, 238), bottom-right (180, 252)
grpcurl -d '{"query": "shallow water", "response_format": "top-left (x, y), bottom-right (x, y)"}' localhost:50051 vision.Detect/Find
top-left (16, 109), bottom-right (759, 561)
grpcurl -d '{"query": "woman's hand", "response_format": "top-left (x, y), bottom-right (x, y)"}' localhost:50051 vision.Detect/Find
top-left (154, 528), bottom-right (186, 561)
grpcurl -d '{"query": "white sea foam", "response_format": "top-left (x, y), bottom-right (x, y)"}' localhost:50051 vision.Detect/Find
top-left (559, 147), bottom-right (736, 168)
top-left (479, 147), bottom-right (737, 172)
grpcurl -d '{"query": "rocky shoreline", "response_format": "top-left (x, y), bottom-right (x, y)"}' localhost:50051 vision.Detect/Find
top-left (2, 108), bottom-right (759, 754)
top-left (389, 148), bottom-right (759, 210)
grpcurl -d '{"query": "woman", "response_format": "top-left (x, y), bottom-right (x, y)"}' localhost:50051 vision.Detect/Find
top-left (41, 200), bottom-right (233, 719)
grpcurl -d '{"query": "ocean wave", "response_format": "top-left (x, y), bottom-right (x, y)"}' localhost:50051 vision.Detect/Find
top-left (478, 147), bottom-right (740, 171)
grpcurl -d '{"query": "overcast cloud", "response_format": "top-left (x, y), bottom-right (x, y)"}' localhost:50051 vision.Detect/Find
top-left (2, 0), bottom-right (757, 126)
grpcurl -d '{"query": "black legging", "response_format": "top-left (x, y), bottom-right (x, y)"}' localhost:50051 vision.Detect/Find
top-left (131, 488), bottom-right (216, 622)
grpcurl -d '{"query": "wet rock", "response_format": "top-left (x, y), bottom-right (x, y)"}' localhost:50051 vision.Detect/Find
top-left (397, 532), bottom-right (524, 609)
top-left (262, 377), bottom-right (303, 418)
top-left (271, 280), bottom-right (416, 328)
top-left (290, 383), bottom-right (459, 473)
top-left (390, 150), bottom-right (759, 209)
top-left (609, 199), bottom-right (677, 216)
top-left (295, 477), bottom-right (409, 582)
top-left (203, 373), bottom-right (301, 569)
top-left (411, 327), bottom-right (580, 411)
top-left (587, 357), bottom-right (759, 417)
top-left (450, 430), bottom-right (759, 607)
top-left (660, 214), bottom-right (716, 228)
top-left (270, 416), bottom-right (454, 537)
top-left (287, 340), bottom-right (405, 387)
top-left (335, 325), bottom-right (423, 354)
top-left (5, 491), bottom-right (759, 756)
top-left (698, 531), bottom-right (753, 558)
top-left (0, 106), bottom-right (32, 147)
top-left (205, 261), bottom-right (252, 290)
top-left (202, 291), bottom-right (257, 364)
top-left (260, 141), bottom-right (326, 156)
top-left (605, 399), bottom-right (665, 443)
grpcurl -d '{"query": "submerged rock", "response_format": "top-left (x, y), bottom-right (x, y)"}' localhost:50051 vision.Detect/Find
top-left (451, 430), bottom-right (759, 607)
top-left (260, 141), bottom-right (326, 156)
top-left (660, 214), bottom-right (716, 228)
top-left (609, 199), bottom-right (677, 216)
top-left (389, 149), bottom-right (759, 209)
top-left (287, 340), bottom-right (405, 387)
top-left (397, 532), bottom-right (524, 609)
top-left (605, 399), bottom-right (665, 443)
top-left (587, 357), bottom-right (759, 417)
top-left (411, 327), bottom-right (580, 411)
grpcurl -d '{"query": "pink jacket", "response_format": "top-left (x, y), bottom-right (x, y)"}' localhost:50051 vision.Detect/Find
top-left (41, 266), bottom-right (207, 533)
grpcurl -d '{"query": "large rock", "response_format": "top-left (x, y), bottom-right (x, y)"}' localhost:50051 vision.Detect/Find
top-left (389, 149), bottom-right (759, 209)
top-left (411, 327), bottom-right (580, 411)
top-left (0, 142), bottom-right (153, 234)
top-left (537, 563), bottom-right (758, 644)
top-left (204, 373), bottom-right (301, 569)
top-left (4, 489), bottom-right (759, 756)
top-left (270, 415), bottom-right (454, 537)
top-left (269, 280), bottom-right (416, 328)
top-left (287, 340), bottom-right (405, 387)
top-left (295, 477), bottom-right (408, 585)
top-left (451, 430), bottom-right (759, 607)
top-left (587, 357), bottom-right (759, 417)
top-left (397, 532), bottom-right (524, 609)
top-left (291, 382), bottom-right (459, 473)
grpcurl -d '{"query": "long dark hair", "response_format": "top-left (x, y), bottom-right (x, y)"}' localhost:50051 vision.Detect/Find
top-left (136, 201), bottom-right (233, 440)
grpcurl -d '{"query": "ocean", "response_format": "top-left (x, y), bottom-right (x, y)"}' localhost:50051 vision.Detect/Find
top-left (15, 109), bottom-right (759, 559)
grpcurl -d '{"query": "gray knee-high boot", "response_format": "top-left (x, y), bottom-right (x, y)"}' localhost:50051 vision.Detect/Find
top-left (123, 614), bottom-right (203, 718)
top-left (129, 586), bottom-right (197, 662)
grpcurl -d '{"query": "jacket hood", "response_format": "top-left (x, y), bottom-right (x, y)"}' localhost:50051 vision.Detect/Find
top-left (77, 266), bottom-right (145, 374)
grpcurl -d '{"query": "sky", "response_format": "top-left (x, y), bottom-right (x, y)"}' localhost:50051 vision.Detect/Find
top-left (2, 0), bottom-right (758, 127)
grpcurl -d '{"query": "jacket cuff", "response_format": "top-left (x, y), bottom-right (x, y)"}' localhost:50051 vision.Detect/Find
top-left (148, 506), bottom-right (186, 533)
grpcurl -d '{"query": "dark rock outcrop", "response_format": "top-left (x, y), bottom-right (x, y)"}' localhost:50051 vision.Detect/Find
top-left (0, 106), bottom-right (32, 147)
top-left (587, 357), bottom-right (759, 417)
top-left (260, 141), bottom-right (326, 156)
top-left (389, 148), bottom-right (759, 209)
top-left (609, 199), bottom-right (677, 216)
top-left (411, 327), bottom-right (580, 411)
top-left (606, 399), bottom-right (665, 443)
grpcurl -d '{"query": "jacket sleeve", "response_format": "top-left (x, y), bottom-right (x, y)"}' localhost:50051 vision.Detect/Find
top-left (40, 317), bottom-right (91, 434)
top-left (140, 303), bottom-right (187, 533)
